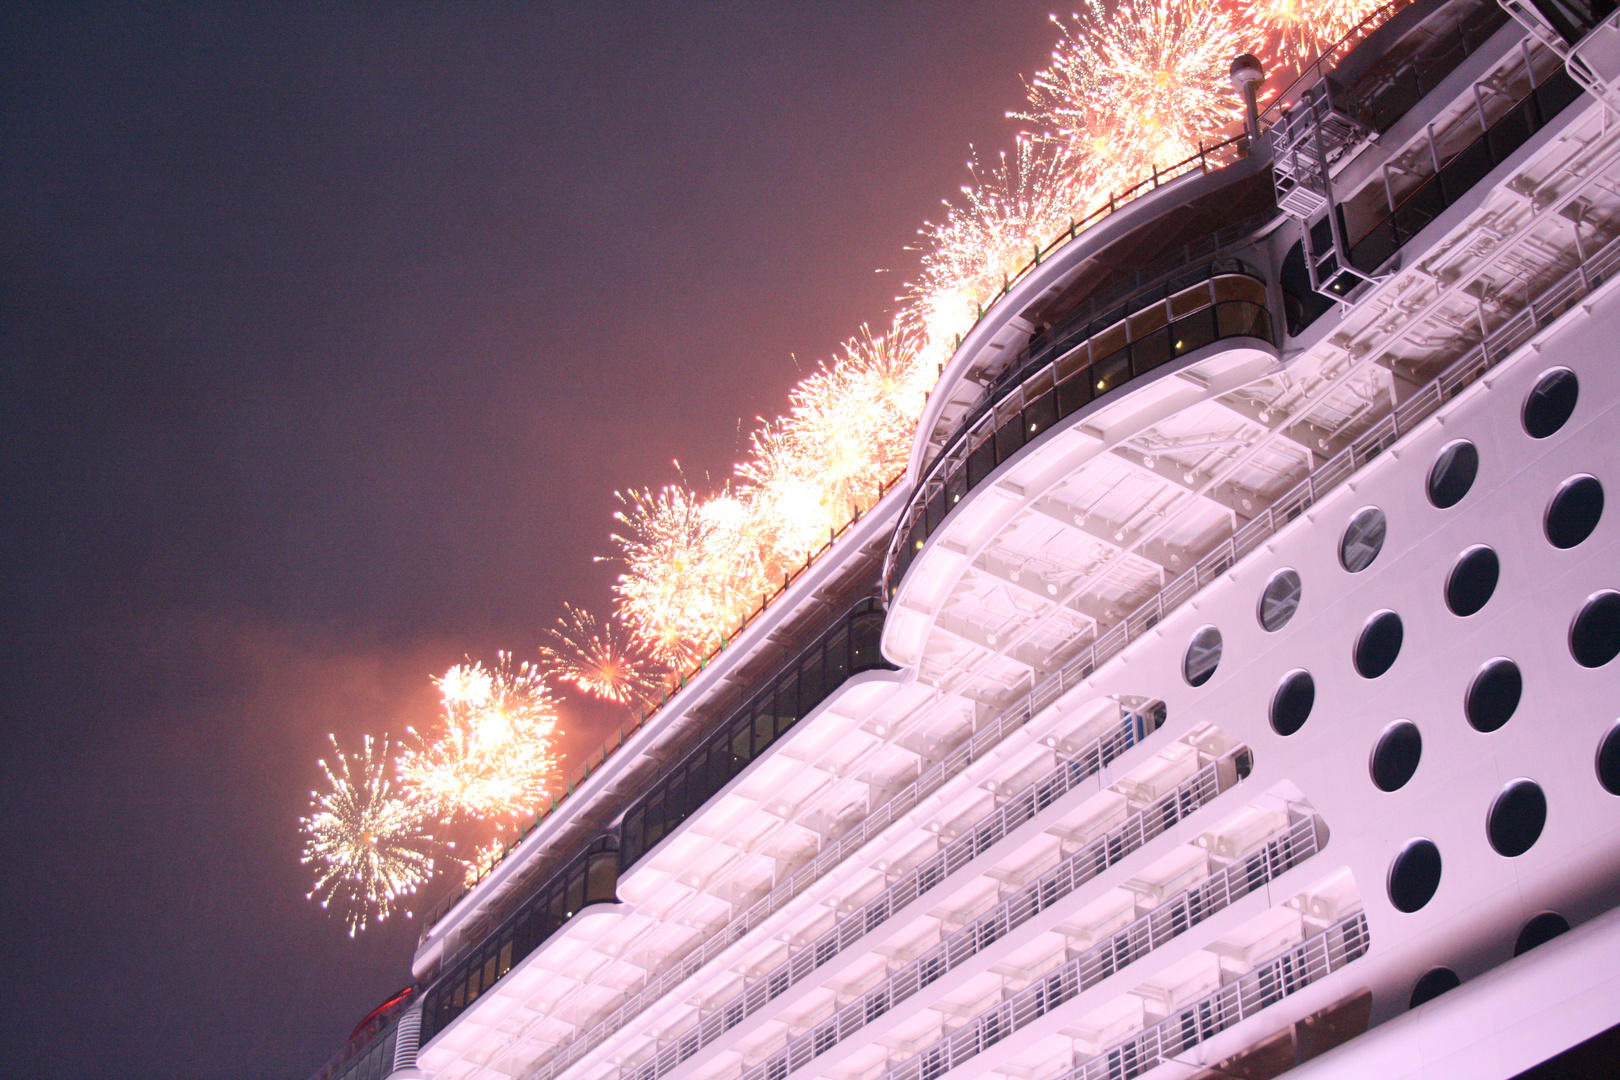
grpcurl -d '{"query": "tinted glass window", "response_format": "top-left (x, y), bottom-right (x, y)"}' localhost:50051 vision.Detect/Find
top-left (1258, 568), bottom-right (1302, 632)
top-left (1571, 591), bottom-right (1620, 668)
top-left (1514, 912), bottom-right (1570, 956)
top-left (1184, 625), bottom-right (1223, 687)
top-left (1355, 611), bottom-right (1404, 678)
top-left (1522, 368), bottom-right (1578, 438)
top-left (1545, 475), bottom-right (1603, 549)
top-left (1270, 670), bottom-right (1315, 736)
top-left (1409, 967), bottom-right (1460, 1008)
top-left (1427, 440), bottom-right (1479, 509)
top-left (1371, 721), bottom-right (1422, 792)
top-left (1388, 838), bottom-right (1442, 913)
top-left (1341, 507), bottom-right (1387, 572)
top-left (1466, 658), bottom-right (1522, 732)
top-left (1445, 545), bottom-right (1499, 616)
top-left (1487, 779), bottom-right (1547, 857)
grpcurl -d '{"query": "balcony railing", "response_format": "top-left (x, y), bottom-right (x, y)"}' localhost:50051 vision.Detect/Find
top-left (862, 813), bottom-right (1327, 1080)
top-left (1067, 912), bottom-right (1370, 1080)
top-left (737, 763), bottom-right (1295, 1080)
top-left (885, 271), bottom-right (1275, 598)
top-left (520, 712), bottom-right (1150, 1080)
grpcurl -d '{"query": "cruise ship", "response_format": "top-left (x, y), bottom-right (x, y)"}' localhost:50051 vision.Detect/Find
top-left (307, 2), bottom-right (1620, 1078)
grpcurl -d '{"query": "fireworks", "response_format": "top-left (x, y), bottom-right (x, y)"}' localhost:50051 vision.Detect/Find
top-left (304, 0), bottom-right (1403, 933)
top-left (1021, 1), bottom-right (1244, 195)
top-left (912, 138), bottom-right (1087, 367)
top-left (542, 603), bottom-right (661, 706)
top-left (461, 835), bottom-right (509, 887)
top-left (400, 654), bottom-right (562, 820)
top-left (301, 734), bottom-right (436, 936)
top-left (1247, 0), bottom-right (1391, 70)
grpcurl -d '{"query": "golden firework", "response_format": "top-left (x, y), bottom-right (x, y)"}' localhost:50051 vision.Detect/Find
top-left (300, 734), bottom-right (436, 936)
top-left (541, 603), bottom-right (661, 706)
top-left (399, 654), bottom-right (562, 820)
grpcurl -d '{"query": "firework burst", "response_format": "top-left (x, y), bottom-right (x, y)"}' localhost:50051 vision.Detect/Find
top-left (399, 654), bottom-right (562, 820)
top-left (542, 603), bottom-right (661, 706)
top-left (1021, 0), bottom-right (1243, 198)
top-left (301, 734), bottom-right (436, 936)
top-left (609, 481), bottom-right (775, 670)
top-left (1245, 0), bottom-right (1392, 71)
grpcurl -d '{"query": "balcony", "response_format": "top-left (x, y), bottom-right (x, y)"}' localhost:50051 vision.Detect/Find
top-left (886, 271), bottom-right (1275, 598)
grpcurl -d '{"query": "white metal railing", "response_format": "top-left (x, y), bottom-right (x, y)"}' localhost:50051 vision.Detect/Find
top-left (744, 775), bottom-right (1305, 1080)
top-left (863, 814), bottom-right (1324, 1080)
top-left (648, 761), bottom-right (1232, 1080)
top-left (1066, 911), bottom-right (1371, 1080)
top-left (514, 213), bottom-right (1620, 1080)
top-left (523, 716), bottom-right (1143, 1080)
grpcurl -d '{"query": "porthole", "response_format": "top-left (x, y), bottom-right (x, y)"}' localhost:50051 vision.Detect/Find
top-left (1545, 475), bottom-right (1603, 549)
top-left (1409, 967), bottom-right (1460, 1008)
top-left (1597, 722), bottom-right (1620, 796)
top-left (1513, 912), bottom-right (1570, 956)
top-left (1487, 779), bottom-right (1547, 857)
top-left (1370, 721), bottom-right (1422, 792)
top-left (1184, 625), bottom-right (1223, 687)
top-left (1427, 440), bottom-right (1479, 509)
top-left (1257, 568), bottom-right (1302, 632)
top-left (1270, 669), bottom-right (1316, 736)
top-left (1445, 545), bottom-right (1499, 617)
top-left (1340, 507), bottom-right (1387, 573)
top-left (1570, 591), bottom-right (1620, 668)
top-left (1355, 610), bottom-right (1404, 678)
top-left (1465, 658), bottom-right (1522, 733)
top-left (1388, 838), bottom-right (1442, 913)
top-left (1522, 367), bottom-right (1578, 439)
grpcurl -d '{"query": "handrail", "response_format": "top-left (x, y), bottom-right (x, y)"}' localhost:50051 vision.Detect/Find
top-left (521, 713), bottom-right (1146, 1080)
top-left (735, 764), bottom-right (1263, 1080)
top-left (862, 813), bottom-right (1324, 1080)
top-left (1066, 912), bottom-right (1371, 1080)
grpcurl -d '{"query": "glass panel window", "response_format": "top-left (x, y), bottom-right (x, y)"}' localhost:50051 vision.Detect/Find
top-left (1056, 368), bottom-right (1093, 417)
top-left (1092, 348), bottom-right (1130, 395)
top-left (565, 868), bottom-right (586, 917)
top-left (994, 413), bottom-right (1025, 462)
top-left (824, 626), bottom-right (850, 689)
top-left (775, 674), bottom-right (800, 729)
top-left (1172, 307), bottom-right (1217, 356)
top-left (585, 851), bottom-right (618, 904)
top-left (851, 610), bottom-right (883, 671)
top-left (798, 646), bottom-right (826, 714)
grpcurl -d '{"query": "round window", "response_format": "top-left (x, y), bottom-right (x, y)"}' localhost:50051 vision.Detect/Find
top-left (1597, 722), bottom-right (1620, 796)
top-left (1340, 507), bottom-right (1387, 573)
top-left (1466, 658), bottom-right (1522, 733)
top-left (1445, 545), bottom-right (1499, 617)
top-left (1514, 912), bottom-right (1570, 956)
top-left (1571, 591), bottom-right (1620, 668)
top-left (1257, 568), bottom-right (1302, 632)
top-left (1355, 610), bottom-right (1404, 678)
top-left (1545, 475), bottom-right (1603, 549)
top-left (1409, 967), bottom-right (1460, 1008)
top-left (1487, 779), bottom-right (1547, 857)
top-left (1370, 721), bottom-right (1422, 792)
top-left (1427, 440), bottom-right (1479, 509)
top-left (1270, 669), bottom-right (1315, 736)
top-left (1522, 368), bottom-right (1578, 439)
top-left (1388, 838), bottom-right (1442, 913)
top-left (1183, 625), bottom-right (1223, 687)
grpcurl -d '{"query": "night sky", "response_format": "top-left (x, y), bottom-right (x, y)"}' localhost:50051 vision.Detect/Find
top-left (2, 5), bottom-right (1066, 1077)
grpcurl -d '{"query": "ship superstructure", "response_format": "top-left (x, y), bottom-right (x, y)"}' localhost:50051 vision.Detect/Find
top-left (308, 3), bottom-right (1620, 1078)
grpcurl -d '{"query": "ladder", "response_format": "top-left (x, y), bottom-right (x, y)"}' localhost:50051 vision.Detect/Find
top-left (1270, 80), bottom-right (1377, 298)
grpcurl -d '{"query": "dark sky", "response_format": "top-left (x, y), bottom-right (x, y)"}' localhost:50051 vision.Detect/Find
top-left (1, 4), bottom-right (1064, 1077)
